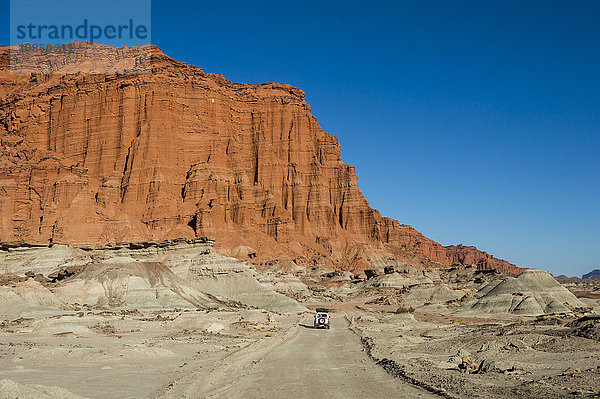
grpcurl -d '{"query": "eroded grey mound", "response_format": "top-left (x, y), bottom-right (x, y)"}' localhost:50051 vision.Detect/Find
top-left (0, 287), bottom-right (52, 321)
top-left (459, 269), bottom-right (588, 316)
top-left (404, 284), bottom-right (461, 307)
top-left (51, 257), bottom-right (224, 310)
top-left (171, 252), bottom-right (306, 313)
top-left (0, 242), bottom-right (305, 321)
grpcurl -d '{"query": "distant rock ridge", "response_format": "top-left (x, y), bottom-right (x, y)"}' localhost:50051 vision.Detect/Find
top-left (583, 270), bottom-right (600, 279)
top-left (0, 43), bottom-right (523, 274)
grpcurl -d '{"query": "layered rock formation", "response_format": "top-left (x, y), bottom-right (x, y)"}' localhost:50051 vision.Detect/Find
top-left (0, 42), bottom-right (521, 274)
top-left (459, 269), bottom-right (588, 316)
top-left (0, 240), bottom-right (305, 314)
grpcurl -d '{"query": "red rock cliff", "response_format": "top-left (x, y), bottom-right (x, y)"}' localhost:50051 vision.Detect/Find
top-left (0, 43), bottom-right (521, 274)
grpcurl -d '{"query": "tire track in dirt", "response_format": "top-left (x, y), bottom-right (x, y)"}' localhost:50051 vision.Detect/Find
top-left (155, 313), bottom-right (437, 399)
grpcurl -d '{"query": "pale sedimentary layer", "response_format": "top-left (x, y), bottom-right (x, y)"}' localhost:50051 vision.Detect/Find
top-left (0, 241), bottom-right (305, 320)
top-left (459, 269), bottom-right (589, 316)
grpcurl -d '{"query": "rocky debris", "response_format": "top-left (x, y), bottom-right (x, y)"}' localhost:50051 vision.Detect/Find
top-left (359, 336), bottom-right (455, 399)
top-left (79, 238), bottom-right (214, 252)
top-left (451, 352), bottom-right (496, 375)
top-left (351, 301), bottom-right (600, 399)
top-left (365, 295), bottom-right (401, 306)
top-left (567, 316), bottom-right (600, 341)
top-left (444, 265), bottom-right (501, 286)
top-left (0, 43), bottom-right (521, 274)
top-left (364, 269), bottom-right (378, 279)
top-left (448, 349), bottom-right (471, 363)
top-left (47, 268), bottom-right (78, 282)
top-left (320, 270), bottom-right (353, 283)
top-left (448, 349), bottom-right (499, 374)
top-left (0, 273), bottom-right (21, 285)
top-left (502, 364), bottom-right (528, 375)
top-left (458, 356), bottom-right (477, 374)
top-left (562, 367), bottom-right (581, 376)
top-left (476, 359), bottom-right (495, 374)
top-left (578, 298), bottom-right (600, 313)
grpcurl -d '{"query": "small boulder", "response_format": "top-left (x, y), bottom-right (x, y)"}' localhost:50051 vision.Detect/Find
top-left (477, 359), bottom-right (495, 374)
top-left (206, 322), bottom-right (225, 334)
top-left (458, 356), bottom-right (477, 374)
top-left (563, 367), bottom-right (581, 376)
top-left (364, 269), bottom-right (378, 279)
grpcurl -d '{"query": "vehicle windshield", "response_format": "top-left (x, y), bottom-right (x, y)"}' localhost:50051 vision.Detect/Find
top-left (317, 313), bottom-right (328, 318)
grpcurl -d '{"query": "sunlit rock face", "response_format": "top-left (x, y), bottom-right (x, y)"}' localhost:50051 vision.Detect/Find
top-left (0, 43), bottom-right (521, 274)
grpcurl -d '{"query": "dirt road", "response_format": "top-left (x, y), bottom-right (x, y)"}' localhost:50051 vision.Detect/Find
top-left (155, 314), bottom-right (437, 398)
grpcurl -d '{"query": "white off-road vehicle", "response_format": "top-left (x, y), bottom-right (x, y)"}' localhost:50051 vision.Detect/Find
top-left (314, 308), bottom-right (330, 329)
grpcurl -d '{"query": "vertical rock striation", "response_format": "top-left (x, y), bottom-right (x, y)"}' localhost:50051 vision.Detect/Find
top-left (0, 43), bottom-right (521, 274)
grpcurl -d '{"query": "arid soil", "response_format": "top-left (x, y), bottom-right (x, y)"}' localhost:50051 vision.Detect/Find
top-left (153, 314), bottom-right (434, 399)
top-left (1, 243), bottom-right (599, 398)
top-left (0, 309), bottom-right (296, 398)
top-left (351, 312), bottom-right (600, 398)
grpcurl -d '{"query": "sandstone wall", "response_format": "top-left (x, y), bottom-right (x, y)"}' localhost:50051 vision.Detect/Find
top-left (0, 43), bottom-right (521, 274)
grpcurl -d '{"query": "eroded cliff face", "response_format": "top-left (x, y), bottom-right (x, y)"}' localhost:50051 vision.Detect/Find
top-left (0, 43), bottom-right (521, 274)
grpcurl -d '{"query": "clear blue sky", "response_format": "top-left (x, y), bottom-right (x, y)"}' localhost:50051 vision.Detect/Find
top-left (1, 1), bottom-right (598, 276)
